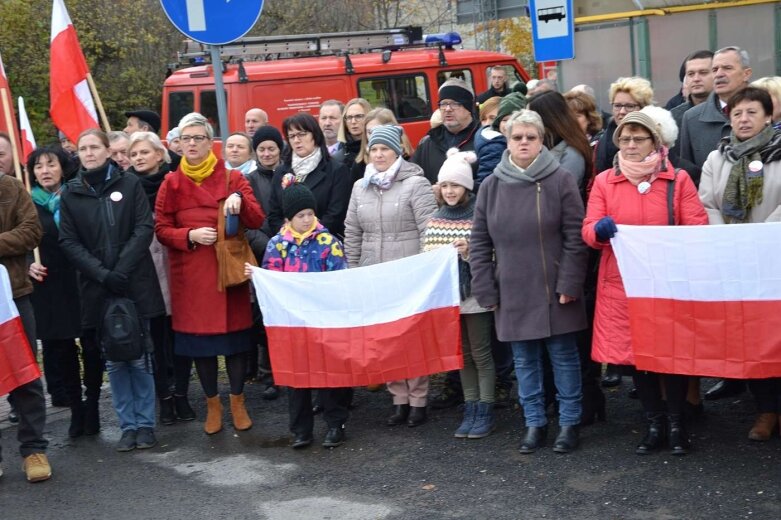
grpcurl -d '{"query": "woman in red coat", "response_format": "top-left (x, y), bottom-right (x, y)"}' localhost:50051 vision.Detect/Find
top-left (155, 112), bottom-right (264, 435)
top-left (582, 111), bottom-right (708, 456)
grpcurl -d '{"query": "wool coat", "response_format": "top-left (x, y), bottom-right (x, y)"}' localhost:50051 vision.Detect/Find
top-left (470, 148), bottom-right (588, 342)
top-left (30, 198), bottom-right (81, 340)
top-left (59, 166), bottom-right (165, 329)
top-left (343, 160), bottom-right (437, 268)
top-left (699, 149), bottom-right (781, 224)
top-left (266, 156), bottom-right (352, 239)
top-left (679, 92), bottom-right (731, 170)
top-left (155, 162), bottom-right (264, 335)
top-left (0, 174), bottom-right (41, 299)
top-left (582, 161), bottom-right (708, 366)
top-left (244, 165), bottom-right (277, 262)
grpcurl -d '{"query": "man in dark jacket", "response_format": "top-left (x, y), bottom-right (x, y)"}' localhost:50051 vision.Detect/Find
top-left (413, 78), bottom-right (479, 185)
top-left (0, 133), bottom-right (51, 482)
top-left (476, 66), bottom-right (510, 105)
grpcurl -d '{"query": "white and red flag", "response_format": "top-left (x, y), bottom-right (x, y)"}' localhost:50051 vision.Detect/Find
top-left (0, 51), bottom-right (21, 154)
top-left (250, 247), bottom-right (463, 388)
top-left (49, 0), bottom-right (99, 144)
top-left (611, 223), bottom-right (781, 379)
top-left (18, 97), bottom-right (36, 162)
top-left (0, 265), bottom-right (41, 395)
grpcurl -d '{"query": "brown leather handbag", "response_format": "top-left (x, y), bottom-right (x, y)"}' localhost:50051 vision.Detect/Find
top-left (215, 171), bottom-right (257, 291)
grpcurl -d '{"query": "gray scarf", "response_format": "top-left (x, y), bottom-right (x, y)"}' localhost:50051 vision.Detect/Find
top-left (492, 146), bottom-right (560, 184)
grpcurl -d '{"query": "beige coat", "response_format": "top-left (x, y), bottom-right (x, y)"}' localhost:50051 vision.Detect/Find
top-left (699, 150), bottom-right (781, 224)
top-left (344, 160), bottom-right (437, 268)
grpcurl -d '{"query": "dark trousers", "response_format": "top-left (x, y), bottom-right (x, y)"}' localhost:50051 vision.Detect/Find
top-left (41, 338), bottom-right (79, 402)
top-left (0, 296), bottom-right (48, 463)
top-left (288, 387), bottom-right (350, 435)
top-left (150, 315), bottom-right (192, 398)
top-left (633, 370), bottom-right (688, 415)
top-left (75, 330), bottom-right (105, 405)
top-left (447, 317), bottom-right (513, 390)
top-left (748, 378), bottom-right (781, 413)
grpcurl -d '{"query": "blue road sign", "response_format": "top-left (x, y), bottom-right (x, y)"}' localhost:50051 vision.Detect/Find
top-left (160, 0), bottom-right (264, 46)
top-left (528, 0), bottom-right (575, 62)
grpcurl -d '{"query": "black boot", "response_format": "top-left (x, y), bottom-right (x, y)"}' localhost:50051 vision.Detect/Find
top-left (519, 426), bottom-right (547, 454)
top-left (601, 364), bottom-right (622, 387)
top-left (83, 400), bottom-right (100, 435)
top-left (174, 394), bottom-right (196, 421)
top-left (69, 402), bottom-right (85, 438)
top-left (407, 406), bottom-right (428, 427)
top-left (553, 425), bottom-right (579, 454)
top-left (703, 379), bottom-right (745, 401)
top-left (159, 397), bottom-right (176, 426)
top-left (386, 404), bottom-right (410, 426)
top-left (636, 413), bottom-right (666, 455)
top-left (580, 384), bottom-right (606, 426)
top-left (668, 414), bottom-right (690, 456)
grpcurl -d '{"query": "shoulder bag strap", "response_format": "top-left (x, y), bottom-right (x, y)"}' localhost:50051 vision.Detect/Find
top-left (667, 168), bottom-right (680, 226)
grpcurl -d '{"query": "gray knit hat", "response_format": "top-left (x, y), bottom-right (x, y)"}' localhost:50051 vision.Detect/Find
top-left (368, 125), bottom-right (403, 156)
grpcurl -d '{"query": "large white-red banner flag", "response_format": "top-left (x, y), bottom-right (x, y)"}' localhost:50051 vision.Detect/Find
top-left (50, 0), bottom-right (98, 144)
top-left (0, 51), bottom-right (21, 152)
top-left (611, 223), bottom-right (781, 379)
top-left (18, 97), bottom-right (36, 162)
top-left (0, 265), bottom-right (41, 395)
top-left (250, 247), bottom-right (463, 388)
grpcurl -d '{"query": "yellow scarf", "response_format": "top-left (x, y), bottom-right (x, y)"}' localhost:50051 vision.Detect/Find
top-left (181, 151), bottom-right (218, 185)
top-left (286, 217), bottom-right (319, 245)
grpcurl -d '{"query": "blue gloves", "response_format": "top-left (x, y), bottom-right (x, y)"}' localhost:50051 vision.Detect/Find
top-left (594, 216), bottom-right (617, 242)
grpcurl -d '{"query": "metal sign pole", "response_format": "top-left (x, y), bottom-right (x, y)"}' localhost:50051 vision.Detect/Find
top-left (209, 45), bottom-right (229, 137)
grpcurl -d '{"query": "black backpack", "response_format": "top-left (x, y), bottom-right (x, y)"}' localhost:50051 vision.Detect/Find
top-left (99, 297), bottom-right (151, 362)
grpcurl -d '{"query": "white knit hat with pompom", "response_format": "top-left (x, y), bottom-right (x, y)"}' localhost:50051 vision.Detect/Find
top-left (438, 148), bottom-right (477, 191)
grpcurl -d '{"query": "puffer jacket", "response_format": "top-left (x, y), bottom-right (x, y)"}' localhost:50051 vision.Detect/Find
top-left (344, 160), bottom-right (437, 268)
top-left (0, 174), bottom-right (42, 298)
top-left (582, 161), bottom-right (708, 366)
top-left (474, 125), bottom-right (506, 191)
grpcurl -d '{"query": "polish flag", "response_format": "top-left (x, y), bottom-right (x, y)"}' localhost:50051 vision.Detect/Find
top-left (250, 247), bottom-right (463, 388)
top-left (0, 51), bottom-right (21, 150)
top-left (0, 265), bottom-right (41, 396)
top-left (18, 97), bottom-right (36, 162)
top-left (611, 223), bottom-right (781, 379)
top-left (49, 0), bottom-right (99, 145)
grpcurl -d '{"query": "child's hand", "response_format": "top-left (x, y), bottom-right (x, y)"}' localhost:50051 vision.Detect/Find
top-left (453, 239), bottom-right (468, 260)
top-left (244, 262), bottom-right (254, 278)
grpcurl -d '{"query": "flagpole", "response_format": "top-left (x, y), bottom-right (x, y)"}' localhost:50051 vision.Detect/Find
top-left (0, 87), bottom-right (23, 181)
top-left (86, 73), bottom-right (111, 132)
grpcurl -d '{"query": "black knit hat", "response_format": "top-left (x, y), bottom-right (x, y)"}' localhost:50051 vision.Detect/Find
top-left (438, 78), bottom-right (474, 109)
top-left (252, 125), bottom-right (284, 151)
top-left (282, 183), bottom-right (317, 220)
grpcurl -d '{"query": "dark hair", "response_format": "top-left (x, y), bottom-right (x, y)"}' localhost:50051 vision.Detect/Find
top-left (26, 146), bottom-right (74, 187)
top-left (281, 112), bottom-right (329, 163)
top-left (686, 49), bottom-right (714, 65)
top-left (727, 86), bottom-right (773, 117)
top-left (527, 91), bottom-right (593, 175)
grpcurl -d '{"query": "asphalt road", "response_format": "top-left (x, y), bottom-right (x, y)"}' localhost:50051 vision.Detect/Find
top-left (2, 378), bottom-right (780, 520)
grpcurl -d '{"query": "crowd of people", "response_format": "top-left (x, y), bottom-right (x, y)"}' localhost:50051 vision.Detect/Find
top-left (1, 44), bottom-right (780, 484)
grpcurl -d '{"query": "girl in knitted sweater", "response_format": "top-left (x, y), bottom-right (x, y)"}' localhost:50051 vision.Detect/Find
top-left (423, 149), bottom-right (496, 439)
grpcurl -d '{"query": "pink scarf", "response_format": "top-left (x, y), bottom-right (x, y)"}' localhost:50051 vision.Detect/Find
top-left (617, 147), bottom-right (667, 186)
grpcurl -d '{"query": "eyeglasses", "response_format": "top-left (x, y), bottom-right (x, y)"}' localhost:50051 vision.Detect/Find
top-left (510, 133), bottom-right (539, 143)
top-left (180, 135), bottom-right (209, 143)
top-left (612, 103), bottom-right (641, 112)
top-left (617, 136), bottom-right (652, 145)
top-left (287, 131), bottom-right (310, 141)
top-left (344, 114), bottom-right (366, 122)
top-left (438, 101), bottom-right (464, 110)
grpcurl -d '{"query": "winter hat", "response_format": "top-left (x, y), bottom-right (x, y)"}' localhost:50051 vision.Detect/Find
top-left (438, 148), bottom-right (476, 191)
top-left (282, 183), bottom-right (317, 220)
top-left (125, 109), bottom-right (161, 133)
top-left (438, 78), bottom-right (475, 109)
top-left (166, 127), bottom-right (180, 142)
top-left (252, 125), bottom-right (284, 151)
top-left (640, 106), bottom-right (678, 148)
top-left (491, 93), bottom-right (527, 131)
top-left (613, 111), bottom-right (662, 149)
top-left (368, 125), bottom-right (403, 156)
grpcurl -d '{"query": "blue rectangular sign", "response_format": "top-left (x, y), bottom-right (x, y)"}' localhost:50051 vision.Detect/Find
top-left (529, 0), bottom-right (575, 62)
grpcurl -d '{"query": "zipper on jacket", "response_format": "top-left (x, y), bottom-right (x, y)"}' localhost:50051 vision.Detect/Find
top-left (104, 196), bottom-right (116, 226)
top-left (536, 182), bottom-right (551, 304)
top-left (103, 196), bottom-right (117, 267)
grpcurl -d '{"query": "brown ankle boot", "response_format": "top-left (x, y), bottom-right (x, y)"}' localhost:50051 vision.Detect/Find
top-left (230, 393), bottom-right (252, 431)
top-left (204, 395), bottom-right (223, 435)
top-left (748, 412), bottom-right (778, 441)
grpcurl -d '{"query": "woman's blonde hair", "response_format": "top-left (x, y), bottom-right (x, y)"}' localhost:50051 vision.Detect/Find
top-left (479, 96), bottom-right (502, 125)
top-left (337, 98), bottom-right (372, 143)
top-left (128, 131), bottom-right (171, 165)
top-left (608, 76), bottom-right (654, 107)
top-left (355, 108), bottom-right (413, 164)
top-left (751, 76), bottom-right (781, 111)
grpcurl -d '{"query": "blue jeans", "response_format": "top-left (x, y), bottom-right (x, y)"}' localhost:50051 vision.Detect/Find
top-left (511, 332), bottom-right (582, 427)
top-left (107, 356), bottom-right (156, 432)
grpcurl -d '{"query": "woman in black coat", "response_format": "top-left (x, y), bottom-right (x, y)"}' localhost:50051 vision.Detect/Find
top-left (59, 129), bottom-right (165, 452)
top-left (266, 113), bottom-right (352, 238)
top-left (26, 146), bottom-right (101, 439)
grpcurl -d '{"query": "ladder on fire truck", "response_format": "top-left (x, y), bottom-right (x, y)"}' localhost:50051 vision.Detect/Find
top-left (175, 26), bottom-right (460, 69)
